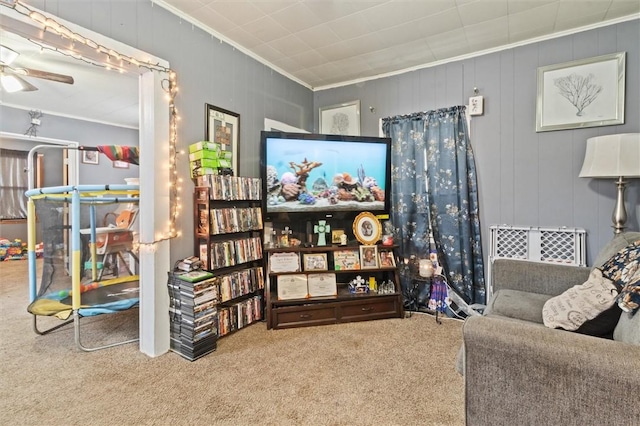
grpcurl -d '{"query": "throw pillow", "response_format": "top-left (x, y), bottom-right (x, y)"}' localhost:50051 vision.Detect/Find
top-left (542, 268), bottom-right (618, 331)
top-left (599, 240), bottom-right (640, 315)
top-left (574, 304), bottom-right (622, 338)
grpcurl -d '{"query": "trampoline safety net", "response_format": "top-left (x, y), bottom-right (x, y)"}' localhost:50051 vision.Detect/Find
top-left (28, 195), bottom-right (140, 319)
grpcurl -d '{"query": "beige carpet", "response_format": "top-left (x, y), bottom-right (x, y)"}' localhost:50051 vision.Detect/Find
top-left (0, 259), bottom-right (464, 425)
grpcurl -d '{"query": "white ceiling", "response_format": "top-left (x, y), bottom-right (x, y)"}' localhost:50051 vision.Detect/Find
top-left (1, 0), bottom-right (638, 129)
top-left (159, 0), bottom-right (640, 89)
top-left (0, 26), bottom-right (139, 129)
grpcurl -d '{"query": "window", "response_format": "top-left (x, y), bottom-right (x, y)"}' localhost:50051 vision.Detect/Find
top-left (0, 149), bottom-right (29, 220)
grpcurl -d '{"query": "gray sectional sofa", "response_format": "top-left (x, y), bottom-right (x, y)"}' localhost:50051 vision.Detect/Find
top-left (459, 232), bottom-right (640, 425)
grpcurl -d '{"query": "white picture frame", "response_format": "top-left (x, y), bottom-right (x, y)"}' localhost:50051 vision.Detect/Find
top-left (359, 245), bottom-right (378, 269)
top-left (536, 52), bottom-right (625, 132)
top-left (81, 150), bottom-right (99, 165)
top-left (319, 100), bottom-right (360, 136)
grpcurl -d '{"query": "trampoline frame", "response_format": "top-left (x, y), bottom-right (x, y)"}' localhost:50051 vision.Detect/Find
top-left (26, 184), bottom-right (141, 351)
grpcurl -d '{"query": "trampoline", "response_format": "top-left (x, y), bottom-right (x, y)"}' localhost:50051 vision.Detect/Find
top-left (25, 184), bottom-right (140, 351)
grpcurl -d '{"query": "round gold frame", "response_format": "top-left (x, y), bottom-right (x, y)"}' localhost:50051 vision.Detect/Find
top-left (352, 212), bottom-right (381, 245)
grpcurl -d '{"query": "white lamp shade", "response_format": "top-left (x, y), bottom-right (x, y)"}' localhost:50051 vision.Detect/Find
top-left (579, 133), bottom-right (640, 178)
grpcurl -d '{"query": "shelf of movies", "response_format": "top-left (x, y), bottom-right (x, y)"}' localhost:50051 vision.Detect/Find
top-left (205, 206), bottom-right (263, 236)
top-left (218, 295), bottom-right (263, 337)
top-left (195, 176), bottom-right (262, 201)
top-left (202, 236), bottom-right (263, 270)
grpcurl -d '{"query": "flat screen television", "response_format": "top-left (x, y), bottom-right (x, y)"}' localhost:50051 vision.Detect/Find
top-left (260, 131), bottom-right (392, 221)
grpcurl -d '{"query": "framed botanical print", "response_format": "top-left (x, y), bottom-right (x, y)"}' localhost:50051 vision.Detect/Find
top-left (536, 52), bottom-right (625, 132)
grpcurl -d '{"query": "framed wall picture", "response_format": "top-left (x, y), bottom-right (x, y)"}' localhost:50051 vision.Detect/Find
top-left (319, 100), bottom-right (360, 136)
top-left (352, 211), bottom-right (381, 245)
top-left (360, 245), bottom-right (378, 269)
top-left (205, 103), bottom-right (239, 173)
top-left (81, 150), bottom-right (99, 165)
top-left (113, 160), bottom-right (129, 169)
top-left (536, 52), bottom-right (625, 132)
top-left (303, 253), bottom-right (328, 271)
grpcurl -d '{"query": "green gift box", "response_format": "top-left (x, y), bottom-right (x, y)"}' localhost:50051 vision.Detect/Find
top-left (190, 167), bottom-right (219, 178)
top-left (189, 141), bottom-right (220, 153)
top-left (189, 149), bottom-right (220, 161)
top-left (190, 158), bottom-right (220, 169)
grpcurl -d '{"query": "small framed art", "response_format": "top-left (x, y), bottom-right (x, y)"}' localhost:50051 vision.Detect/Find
top-left (353, 211), bottom-right (381, 245)
top-left (331, 229), bottom-right (345, 244)
top-left (378, 249), bottom-right (396, 268)
top-left (303, 253), bottom-right (328, 271)
top-left (205, 103), bottom-right (240, 173)
top-left (360, 245), bottom-right (378, 269)
top-left (81, 150), bottom-right (99, 165)
top-left (333, 249), bottom-right (360, 271)
top-left (113, 160), bottom-right (129, 169)
top-left (319, 100), bottom-right (360, 136)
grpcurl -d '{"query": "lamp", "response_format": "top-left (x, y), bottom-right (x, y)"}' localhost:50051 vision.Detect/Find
top-left (579, 133), bottom-right (640, 234)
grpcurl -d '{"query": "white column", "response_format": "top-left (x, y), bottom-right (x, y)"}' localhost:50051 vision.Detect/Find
top-left (138, 70), bottom-right (170, 357)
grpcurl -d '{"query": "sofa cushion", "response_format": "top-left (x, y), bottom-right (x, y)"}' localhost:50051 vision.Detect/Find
top-left (542, 268), bottom-right (618, 331)
top-left (488, 289), bottom-right (551, 324)
top-left (614, 310), bottom-right (640, 345)
top-left (592, 232), bottom-right (640, 268)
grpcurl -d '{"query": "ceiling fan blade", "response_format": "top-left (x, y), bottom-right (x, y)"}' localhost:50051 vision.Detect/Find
top-left (22, 67), bottom-right (74, 85)
top-left (0, 72), bottom-right (38, 92)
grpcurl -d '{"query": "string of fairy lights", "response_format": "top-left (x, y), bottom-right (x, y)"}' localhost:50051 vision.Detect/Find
top-left (4, 0), bottom-right (182, 249)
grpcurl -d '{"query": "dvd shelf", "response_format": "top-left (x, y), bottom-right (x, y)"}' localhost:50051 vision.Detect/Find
top-left (193, 180), bottom-right (264, 346)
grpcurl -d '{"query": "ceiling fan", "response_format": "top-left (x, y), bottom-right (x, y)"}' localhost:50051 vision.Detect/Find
top-left (0, 43), bottom-right (74, 92)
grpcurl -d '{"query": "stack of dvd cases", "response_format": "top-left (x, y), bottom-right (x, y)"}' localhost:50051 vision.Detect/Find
top-left (168, 270), bottom-right (218, 361)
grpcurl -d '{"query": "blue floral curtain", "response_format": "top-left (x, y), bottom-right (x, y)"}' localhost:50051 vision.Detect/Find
top-left (382, 106), bottom-right (485, 305)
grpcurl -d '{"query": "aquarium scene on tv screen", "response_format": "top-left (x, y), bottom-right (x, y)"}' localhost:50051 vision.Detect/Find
top-left (261, 132), bottom-right (391, 216)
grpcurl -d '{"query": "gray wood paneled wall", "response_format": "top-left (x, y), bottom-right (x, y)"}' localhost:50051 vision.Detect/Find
top-left (13, 2), bottom-right (639, 268)
top-left (23, 0), bottom-right (315, 262)
top-left (315, 19), bottom-right (640, 266)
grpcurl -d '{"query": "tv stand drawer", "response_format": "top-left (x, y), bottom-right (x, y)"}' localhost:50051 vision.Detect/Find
top-left (339, 297), bottom-right (401, 322)
top-left (272, 305), bottom-right (337, 329)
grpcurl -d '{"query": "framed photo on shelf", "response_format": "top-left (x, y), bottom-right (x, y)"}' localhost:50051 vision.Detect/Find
top-left (331, 229), bottom-right (345, 244)
top-left (536, 52), bottom-right (625, 132)
top-left (205, 103), bottom-right (240, 173)
top-left (378, 249), bottom-right (395, 268)
top-left (360, 245), bottom-right (378, 269)
top-left (113, 160), bottom-right (129, 169)
top-left (353, 211), bottom-right (381, 245)
top-left (303, 253), bottom-right (328, 271)
top-left (333, 249), bottom-right (360, 271)
top-left (268, 252), bottom-right (301, 273)
top-left (81, 150), bottom-right (99, 165)
top-left (319, 100), bottom-right (360, 136)
top-left (277, 274), bottom-right (308, 300)
top-left (307, 273), bottom-right (337, 298)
